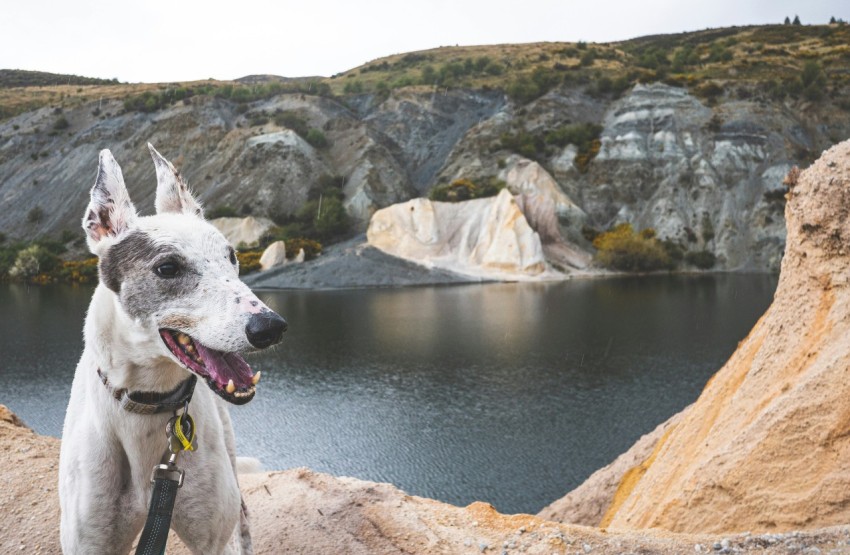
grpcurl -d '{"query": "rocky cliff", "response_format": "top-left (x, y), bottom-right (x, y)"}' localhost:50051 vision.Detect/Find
top-left (3, 26), bottom-right (850, 272)
top-left (439, 82), bottom-right (850, 272)
top-left (541, 140), bottom-right (850, 534)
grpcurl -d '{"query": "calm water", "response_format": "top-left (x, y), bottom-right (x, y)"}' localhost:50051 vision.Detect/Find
top-left (0, 275), bottom-right (776, 514)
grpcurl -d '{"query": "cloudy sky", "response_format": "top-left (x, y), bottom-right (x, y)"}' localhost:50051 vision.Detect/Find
top-left (1, 0), bottom-right (846, 83)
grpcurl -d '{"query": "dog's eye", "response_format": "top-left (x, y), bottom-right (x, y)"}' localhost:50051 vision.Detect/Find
top-left (229, 248), bottom-right (237, 266)
top-left (154, 262), bottom-right (180, 278)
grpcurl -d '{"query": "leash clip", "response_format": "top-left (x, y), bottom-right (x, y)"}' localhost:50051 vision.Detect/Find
top-left (150, 462), bottom-right (185, 488)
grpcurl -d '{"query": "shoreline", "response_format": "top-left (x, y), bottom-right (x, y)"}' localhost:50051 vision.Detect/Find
top-left (1, 406), bottom-right (847, 555)
top-left (242, 235), bottom-right (779, 291)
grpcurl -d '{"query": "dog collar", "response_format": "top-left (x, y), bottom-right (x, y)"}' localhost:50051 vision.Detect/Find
top-left (97, 369), bottom-right (197, 415)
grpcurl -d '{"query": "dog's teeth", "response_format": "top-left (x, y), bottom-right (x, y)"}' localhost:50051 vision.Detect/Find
top-left (252, 371), bottom-right (261, 386)
top-left (177, 333), bottom-right (191, 346)
top-left (226, 379), bottom-right (236, 394)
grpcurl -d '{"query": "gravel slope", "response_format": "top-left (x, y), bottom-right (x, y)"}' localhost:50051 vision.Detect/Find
top-left (243, 235), bottom-right (480, 290)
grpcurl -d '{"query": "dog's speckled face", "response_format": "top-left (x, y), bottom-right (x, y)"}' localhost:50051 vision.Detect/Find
top-left (82, 145), bottom-right (287, 404)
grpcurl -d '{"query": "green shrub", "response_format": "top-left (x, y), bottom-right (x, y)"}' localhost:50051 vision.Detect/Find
top-left (429, 177), bottom-right (506, 202)
top-left (247, 111), bottom-right (269, 127)
top-left (660, 239), bottom-right (686, 263)
top-left (592, 223), bottom-right (673, 272)
top-left (308, 174), bottom-right (346, 201)
top-left (506, 66), bottom-right (561, 104)
top-left (305, 129), bottom-right (329, 148)
top-left (284, 238), bottom-right (322, 260)
top-left (269, 197), bottom-right (351, 242)
top-left (636, 47), bottom-right (670, 70)
top-left (303, 196), bottom-right (348, 239)
top-left (499, 130), bottom-right (544, 159)
top-left (695, 81), bottom-right (724, 102)
top-left (9, 244), bottom-right (59, 279)
top-left (53, 116), bottom-right (70, 130)
top-left (581, 226), bottom-right (600, 243)
top-left (343, 80), bottom-right (364, 94)
top-left (498, 122), bottom-right (602, 171)
top-left (800, 61), bottom-right (827, 101)
top-left (499, 131), bottom-right (546, 160)
top-left (545, 123), bottom-right (603, 150)
top-left (0, 246), bottom-right (18, 277)
top-left (273, 111), bottom-right (308, 135)
top-left (27, 206), bottom-right (44, 223)
top-left (684, 250), bottom-right (717, 269)
top-left (236, 251), bottom-right (262, 275)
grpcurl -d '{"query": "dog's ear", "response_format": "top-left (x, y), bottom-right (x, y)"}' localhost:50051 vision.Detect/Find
top-left (148, 143), bottom-right (204, 218)
top-left (83, 149), bottom-right (138, 254)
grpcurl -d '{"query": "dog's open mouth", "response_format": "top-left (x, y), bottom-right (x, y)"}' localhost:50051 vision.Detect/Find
top-left (159, 329), bottom-right (258, 405)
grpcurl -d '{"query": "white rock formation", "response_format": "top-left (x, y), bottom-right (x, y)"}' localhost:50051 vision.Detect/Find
top-left (210, 216), bottom-right (275, 248)
top-left (500, 157), bottom-right (587, 229)
top-left (259, 241), bottom-right (287, 271)
top-left (367, 189), bottom-right (549, 280)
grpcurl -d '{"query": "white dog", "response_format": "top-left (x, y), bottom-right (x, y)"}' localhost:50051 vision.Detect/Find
top-left (59, 145), bottom-right (287, 554)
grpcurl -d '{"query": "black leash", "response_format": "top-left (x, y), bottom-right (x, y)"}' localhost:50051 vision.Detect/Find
top-left (135, 402), bottom-right (197, 555)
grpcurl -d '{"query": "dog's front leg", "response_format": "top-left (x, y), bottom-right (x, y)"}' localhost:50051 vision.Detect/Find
top-left (59, 435), bottom-right (147, 554)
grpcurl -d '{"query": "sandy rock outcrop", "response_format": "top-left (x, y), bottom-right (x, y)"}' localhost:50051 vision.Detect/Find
top-left (4, 406), bottom-right (849, 555)
top-left (210, 216), bottom-right (274, 248)
top-left (573, 141), bottom-right (850, 534)
top-left (259, 240), bottom-right (287, 270)
top-left (367, 189), bottom-right (548, 280)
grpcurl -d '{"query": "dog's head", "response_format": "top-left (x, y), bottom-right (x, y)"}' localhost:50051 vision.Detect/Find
top-left (82, 145), bottom-right (286, 404)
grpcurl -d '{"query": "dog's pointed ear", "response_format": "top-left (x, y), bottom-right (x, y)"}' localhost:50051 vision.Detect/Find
top-left (148, 143), bottom-right (204, 217)
top-left (82, 149), bottom-right (138, 254)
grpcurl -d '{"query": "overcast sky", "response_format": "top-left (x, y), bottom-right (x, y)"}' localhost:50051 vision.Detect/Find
top-left (1, 0), bottom-right (846, 83)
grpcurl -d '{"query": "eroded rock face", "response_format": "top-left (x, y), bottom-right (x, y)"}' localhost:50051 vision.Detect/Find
top-left (436, 83), bottom-right (841, 271)
top-left (0, 90), bottom-right (499, 237)
top-left (3, 81), bottom-right (847, 271)
top-left (583, 84), bottom-right (789, 270)
top-left (578, 141), bottom-right (850, 534)
top-left (367, 189), bottom-right (548, 280)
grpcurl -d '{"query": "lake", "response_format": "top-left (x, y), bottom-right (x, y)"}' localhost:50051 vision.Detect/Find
top-left (0, 274), bottom-right (777, 515)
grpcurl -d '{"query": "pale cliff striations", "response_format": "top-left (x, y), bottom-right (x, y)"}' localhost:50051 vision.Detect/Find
top-left (2, 78), bottom-right (847, 272)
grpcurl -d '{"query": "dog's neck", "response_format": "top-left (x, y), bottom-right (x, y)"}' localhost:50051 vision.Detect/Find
top-left (84, 284), bottom-right (191, 393)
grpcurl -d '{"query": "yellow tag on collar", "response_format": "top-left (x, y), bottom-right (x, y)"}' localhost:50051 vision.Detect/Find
top-left (174, 413), bottom-right (196, 452)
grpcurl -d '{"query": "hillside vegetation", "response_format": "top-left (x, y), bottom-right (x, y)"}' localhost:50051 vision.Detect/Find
top-left (1, 23), bottom-right (850, 122)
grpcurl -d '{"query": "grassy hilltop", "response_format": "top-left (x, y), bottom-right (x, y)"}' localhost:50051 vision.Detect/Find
top-left (2, 22), bottom-right (850, 121)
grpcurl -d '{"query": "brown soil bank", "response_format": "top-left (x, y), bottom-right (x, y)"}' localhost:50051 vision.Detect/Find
top-left (2, 406), bottom-right (850, 554)
top-left (545, 141), bottom-right (850, 536)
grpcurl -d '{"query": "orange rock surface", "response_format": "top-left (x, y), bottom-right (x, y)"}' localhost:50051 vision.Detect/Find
top-left (601, 142), bottom-right (850, 533)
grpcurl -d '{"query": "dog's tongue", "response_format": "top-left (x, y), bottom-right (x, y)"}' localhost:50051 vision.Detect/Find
top-left (194, 343), bottom-right (253, 389)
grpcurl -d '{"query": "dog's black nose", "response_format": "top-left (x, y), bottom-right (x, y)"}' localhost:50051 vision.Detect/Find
top-left (246, 311), bottom-right (287, 349)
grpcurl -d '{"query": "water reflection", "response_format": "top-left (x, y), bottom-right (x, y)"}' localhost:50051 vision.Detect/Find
top-left (0, 274), bottom-right (777, 514)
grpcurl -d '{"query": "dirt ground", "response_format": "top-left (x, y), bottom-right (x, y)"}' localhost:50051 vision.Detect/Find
top-left (3, 406), bottom-right (850, 555)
